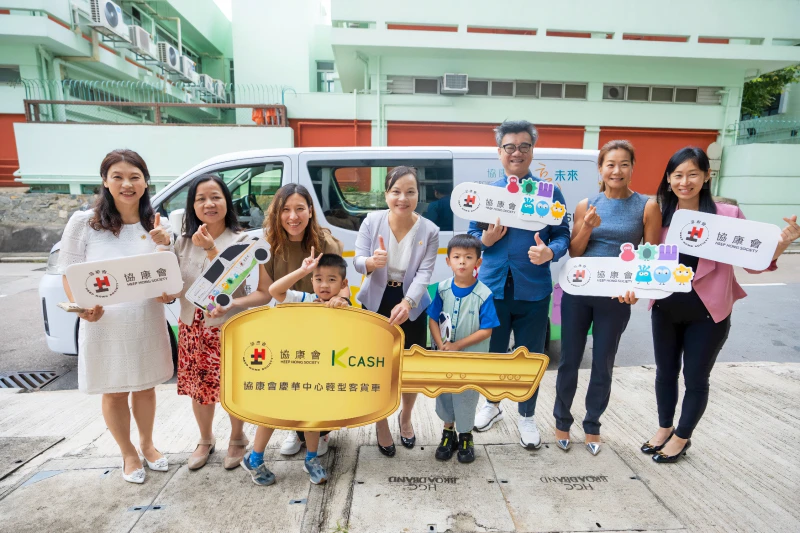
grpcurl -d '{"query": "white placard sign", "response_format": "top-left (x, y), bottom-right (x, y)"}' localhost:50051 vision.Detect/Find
top-left (65, 252), bottom-right (183, 308)
top-left (450, 177), bottom-right (567, 230)
top-left (186, 237), bottom-right (271, 312)
top-left (666, 210), bottom-right (779, 270)
top-left (558, 243), bottom-right (694, 299)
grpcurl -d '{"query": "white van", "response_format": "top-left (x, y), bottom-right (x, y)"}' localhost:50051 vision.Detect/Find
top-left (39, 146), bottom-right (600, 364)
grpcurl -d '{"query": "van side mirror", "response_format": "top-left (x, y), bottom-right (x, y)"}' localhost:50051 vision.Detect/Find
top-left (168, 209), bottom-right (185, 237)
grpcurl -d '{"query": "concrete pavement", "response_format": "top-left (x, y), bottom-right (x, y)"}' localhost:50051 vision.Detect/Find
top-left (0, 362), bottom-right (798, 533)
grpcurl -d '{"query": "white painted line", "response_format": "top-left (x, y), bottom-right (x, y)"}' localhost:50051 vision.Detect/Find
top-left (740, 283), bottom-right (787, 287)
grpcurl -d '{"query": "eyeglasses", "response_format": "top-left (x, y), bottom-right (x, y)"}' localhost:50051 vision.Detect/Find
top-left (501, 143), bottom-right (533, 154)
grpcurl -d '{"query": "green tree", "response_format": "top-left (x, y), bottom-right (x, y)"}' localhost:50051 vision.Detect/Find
top-left (741, 65), bottom-right (800, 118)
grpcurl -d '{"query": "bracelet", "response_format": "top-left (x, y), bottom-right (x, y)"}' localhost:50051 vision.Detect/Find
top-left (204, 244), bottom-right (216, 251)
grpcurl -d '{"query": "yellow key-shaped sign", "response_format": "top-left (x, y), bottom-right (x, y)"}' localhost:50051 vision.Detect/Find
top-left (220, 304), bottom-right (549, 431)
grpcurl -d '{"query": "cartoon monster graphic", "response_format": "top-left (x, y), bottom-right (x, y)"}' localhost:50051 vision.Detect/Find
top-left (635, 265), bottom-right (652, 283)
top-left (619, 243), bottom-right (636, 262)
top-left (520, 197), bottom-right (536, 215)
top-left (535, 200), bottom-right (550, 217)
top-left (520, 178), bottom-right (537, 195)
top-left (673, 264), bottom-right (694, 285)
top-left (637, 243), bottom-right (658, 261)
top-left (653, 265), bottom-right (671, 285)
top-left (550, 201), bottom-right (566, 220)
top-left (506, 176), bottom-right (520, 194)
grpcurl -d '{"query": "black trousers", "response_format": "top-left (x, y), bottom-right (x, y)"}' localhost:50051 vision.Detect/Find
top-left (651, 294), bottom-right (730, 439)
top-left (554, 293), bottom-right (631, 434)
top-left (375, 284), bottom-right (428, 349)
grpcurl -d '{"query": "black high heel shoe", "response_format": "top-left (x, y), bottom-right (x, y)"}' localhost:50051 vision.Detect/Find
top-left (398, 410), bottom-right (416, 449)
top-left (652, 438), bottom-right (691, 463)
top-left (378, 442), bottom-right (396, 457)
top-left (641, 431), bottom-right (674, 454)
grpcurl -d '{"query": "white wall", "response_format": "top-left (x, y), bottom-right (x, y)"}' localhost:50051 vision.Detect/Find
top-left (14, 123), bottom-right (293, 192)
top-left (719, 143), bottom-right (800, 227)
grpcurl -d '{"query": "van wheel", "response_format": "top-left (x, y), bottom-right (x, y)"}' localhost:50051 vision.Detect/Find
top-left (168, 323), bottom-right (178, 375)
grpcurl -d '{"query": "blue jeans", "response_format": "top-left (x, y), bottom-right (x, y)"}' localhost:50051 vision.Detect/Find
top-left (436, 390), bottom-right (481, 434)
top-left (488, 286), bottom-right (551, 417)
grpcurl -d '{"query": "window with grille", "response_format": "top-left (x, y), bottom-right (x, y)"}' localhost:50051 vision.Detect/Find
top-left (490, 81), bottom-right (514, 96)
top-left (414, 78), bottom-right (439, 94)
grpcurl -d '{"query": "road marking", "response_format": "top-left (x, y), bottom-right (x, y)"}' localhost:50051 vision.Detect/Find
top-left (740, 283), bottom-right (787, 287)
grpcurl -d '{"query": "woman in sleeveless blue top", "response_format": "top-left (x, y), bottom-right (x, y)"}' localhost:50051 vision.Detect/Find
top-left (553, 140), bottom-right (662, 455)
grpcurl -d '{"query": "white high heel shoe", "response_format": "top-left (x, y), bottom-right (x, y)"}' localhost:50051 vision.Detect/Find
top-left (122, 457), bottom-right (146, 484)
top-left (140, 449), bottom-right (169, 472)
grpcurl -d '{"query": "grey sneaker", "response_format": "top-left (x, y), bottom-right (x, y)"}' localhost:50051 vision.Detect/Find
top-left (241, 451), bottom-right (276, 486)
top-left (303, 456), bottom-right (328, 485)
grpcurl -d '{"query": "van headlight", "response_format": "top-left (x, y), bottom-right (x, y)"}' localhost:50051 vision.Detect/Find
top-left (46, 250), bottom-right (61, 275)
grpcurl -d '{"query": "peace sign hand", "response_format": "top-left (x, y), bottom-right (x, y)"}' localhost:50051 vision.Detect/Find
top-left (191, 224), bottom-right (214, 250)
top-left (149, 213), bottom-right (171, 247)
top-left (301, 246), bottom-right (323, 273)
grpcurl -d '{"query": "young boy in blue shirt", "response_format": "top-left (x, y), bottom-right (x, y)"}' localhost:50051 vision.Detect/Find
top-left (428, 234), bottom-right (500, 463)
top-left (241, 249), bottom-right (349, 486)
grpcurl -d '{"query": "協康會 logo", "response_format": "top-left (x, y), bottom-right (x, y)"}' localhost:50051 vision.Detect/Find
top-left (243, 341), bottom-right (272, 371)
top-left (680, 222), bottom-right (709, 248)
top-left (565, 265), bottom-right (591, 288)
top-left (84, 270), bottom-right (118, 298)
top-left (457, 190), bottom-right (480, 213)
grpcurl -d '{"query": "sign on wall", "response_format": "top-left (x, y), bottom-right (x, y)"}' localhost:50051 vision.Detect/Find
top-left (220, 305), bottom-right (549, 431)
top-left (665, 210), bottom-right (779, 270)
top-left (65, 252), bottom-right (183, 308)
top-left (558, 243), bottom-right (693, 298)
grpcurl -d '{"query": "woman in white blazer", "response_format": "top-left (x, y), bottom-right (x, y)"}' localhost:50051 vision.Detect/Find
top-left (354, 166), bottom-right (440, 457)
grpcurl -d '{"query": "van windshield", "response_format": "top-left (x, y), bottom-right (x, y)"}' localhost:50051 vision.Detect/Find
top-left (307, 158), bottom-right (454, 232)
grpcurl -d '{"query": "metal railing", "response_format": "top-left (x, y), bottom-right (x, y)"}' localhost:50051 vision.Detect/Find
top-left (21, 79), bottom-right (294, 105)
top-left (19, 79), bottom-right (293, 126)
top-left (23, 100), bottom-right (287, 126)
top-left (733, 116), bottom-right (800, 145)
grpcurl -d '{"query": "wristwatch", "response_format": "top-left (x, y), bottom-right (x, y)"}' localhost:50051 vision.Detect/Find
top-left (403, 296), bottom-right (417, 309)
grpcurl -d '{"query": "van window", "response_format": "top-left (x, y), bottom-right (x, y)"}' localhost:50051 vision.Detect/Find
top-left (308, 159), bottom-right (453, 231)
top-left (157, 162), bottom-right (284, 231)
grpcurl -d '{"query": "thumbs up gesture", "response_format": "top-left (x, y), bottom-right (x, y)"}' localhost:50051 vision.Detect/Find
top-left (528, 232), bottom-right (554, 265)
top-left (368, 235), bottom-right (388, 271)
top-left (149, 213), bottom-right (171, 247)
top-left (191, 223), bottom-right (215, 251)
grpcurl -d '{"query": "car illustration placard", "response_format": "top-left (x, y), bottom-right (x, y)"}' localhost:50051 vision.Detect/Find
top-left (186, 237), bottom-right (271, 312)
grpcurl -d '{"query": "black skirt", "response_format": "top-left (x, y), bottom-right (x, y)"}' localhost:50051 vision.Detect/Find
top-left (375, 284), bottom-right (428, 350)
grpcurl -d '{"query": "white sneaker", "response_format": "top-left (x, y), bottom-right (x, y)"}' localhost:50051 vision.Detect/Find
top-left (280, 432), bottom-right (303, 455)
top-left (518, 416), bottom-right (542, 450)
top-left (317, 434), bottom-right (330, 457)
top-left (474, 402), bottom-right (504, 432)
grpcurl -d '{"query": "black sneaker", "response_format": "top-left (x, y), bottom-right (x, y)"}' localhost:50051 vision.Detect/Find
top-left (457, 432), bottom-right (475, 463)
top-left (435, 428), bottom-right (458, 461)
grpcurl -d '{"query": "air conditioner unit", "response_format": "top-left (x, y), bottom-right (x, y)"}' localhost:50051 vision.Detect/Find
top-left (441, 73), bottom-right (468, 94)
top-left (197, 74), bottom-right (214, 93)
top-left (89, 0), bottom-right (131, 42)
top-left (129, 25), bottom-right (156, 59)
top-left (214, 80), bottom-right (226, 100)
top-left (157, 42), bottom-right (181, 74)
top-left (179, 56), bottom-right (196, 82)
top-left (603, 85), bottom-right (625, 100)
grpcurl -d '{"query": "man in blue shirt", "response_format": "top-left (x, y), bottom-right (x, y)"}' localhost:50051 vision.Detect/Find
top-left (468, 120), bottom-right (570, 449)
top-left (424, 185), bottom-right (453, 231)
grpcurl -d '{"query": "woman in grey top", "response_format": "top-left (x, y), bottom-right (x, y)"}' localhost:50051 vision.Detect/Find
top-left (553, 140), bottom-right (662, 455)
